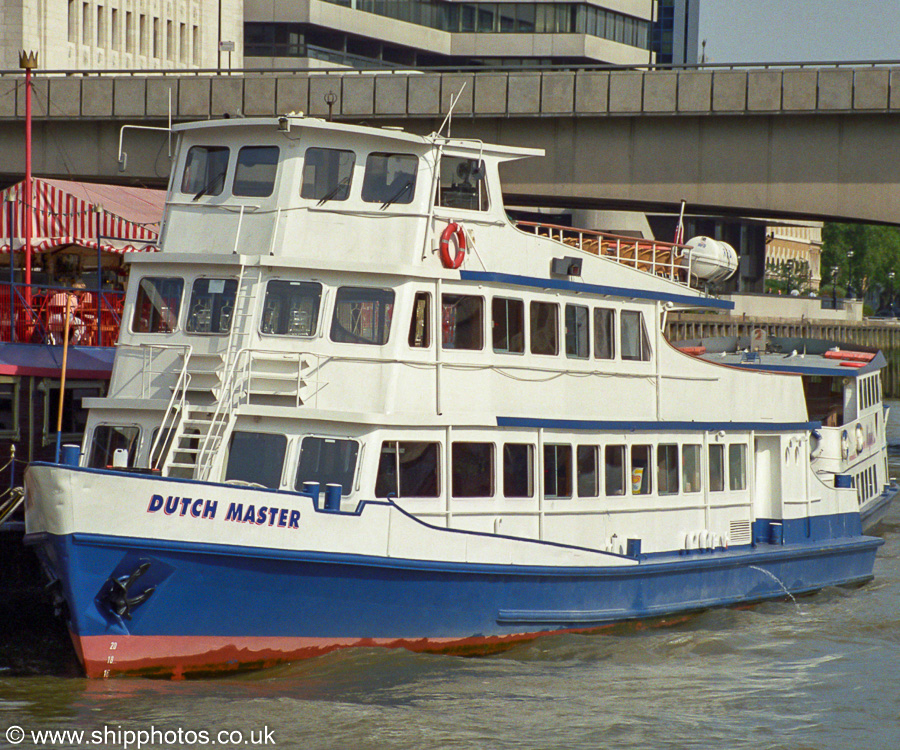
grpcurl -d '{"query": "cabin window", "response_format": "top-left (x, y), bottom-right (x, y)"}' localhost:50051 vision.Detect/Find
top-left (621, 310), bottom-right (651, 361)
top-left (530, 301), bottom-right (559, 356)
top-left (565, 304), bottom-right (590, 359)
top-left (437, 157), bottom-right (488, 211)
top-left (577, 445), bottom-right (599, 497)
top-left (41, 381), bottom-right (104, 445)
top-left (88, 425), bottom-right (140, 468)
top-left (132, 277), bottom-right (183, 333)
top-left (261, 281), bottom-right (322, 337)
top-left (728, 444), bottom-right (748, 491)
top-left (594, 308), bottom-right (615, 359)
top-left (186, 278), bottom-right (238, 334)
top-left (361, 153), bottom-right (418, 206)
top-left (408, 292), bottom-right (431, 348)
top-left (295, 436), bottom-right (359, 495)
top-left (544, 444), bottom-right (572, 498)
top-left (492, 297), bottom-right (524, 353)
top-left (0, 381), bottom-right (19, 439)
top-left (709, 444), bottom-right (725, 492)
top-left (503, 443), bottom-right (534, 497)
top-left (181, 145), bottom-right (229, 198)
top-left (452, 442), bottom-right (493, 497)
top-left (375, 441), bottom-right (440, 498)
top-left (331, 287), bottom-right (395, 345)
top-left (233, 146), bottom-right (279, 197)
top-left (225, 431), bottom-right (287, 489)
top-left (682, 444), bottom-right (702, 493)
top-left (605, 445), bottom-right (626, 496)
top-left (442, 294), bottom-right (484, 350)
top-left (657, 444), bottom-right (679, 495)
top-left (631, 444), bottom-right (651, 495)
top-left (301, 147), bottom-right (355, 202)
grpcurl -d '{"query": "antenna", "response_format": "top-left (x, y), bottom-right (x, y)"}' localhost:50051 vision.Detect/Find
top-left (437, 83), bottom-right (467, 139)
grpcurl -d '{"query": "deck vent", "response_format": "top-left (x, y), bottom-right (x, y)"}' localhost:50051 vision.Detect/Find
top-left (729, 520), bottom-right (752, 545)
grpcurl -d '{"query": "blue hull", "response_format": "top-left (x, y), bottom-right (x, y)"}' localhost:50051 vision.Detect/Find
top-left (29, 524), bottom-right (883, 677)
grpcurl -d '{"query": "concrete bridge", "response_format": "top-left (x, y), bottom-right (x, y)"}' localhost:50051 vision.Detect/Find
top-left (1, 65), bottom-right (899, 223)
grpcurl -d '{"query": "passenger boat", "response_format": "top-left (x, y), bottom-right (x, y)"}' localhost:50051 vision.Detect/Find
top-left (23, 115), bottom-right (894, 678)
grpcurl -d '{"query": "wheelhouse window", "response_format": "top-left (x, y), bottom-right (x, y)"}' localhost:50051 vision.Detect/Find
top-left (682, 444), bottom-right (702, 493)
top-left (233, 146), bottom-right (279, 197)
top-left (181, 146), bottom-right (229, 198)
top-left (530, 301), bottom-right (559, 356)
top-left (657, 444), bottom-right (679, 495)
top-left (408, 292), bottom-right (431, 348)
top-left (729, 444), bottom-right (748, 491)
top-left (594, 308), bottom-right (615, 359)
top-left (331, 287), bottom-right (395, 345)
top-left (709, 444), bottom-right (725, 492)
top-left (503, 443), bottom-right (534, 498)
top-left (132, 277), bottom-right (183, 333)
top-left (577, 445), bottom-right (599, 497)
top-left (301, 147), bottom-right (355, 203)
top-left (361, 153), bottom-right (418, 206)
top-left (88, 425), bottom-right (140, 468)
top-left (492, 297), bottom-right (524, 353)
top-left (565, 304), bottom-right (590, 359)
top-left (605, 445), bottom-right (626, 496)
top-left (186, 278), bottom-right (238, 334)
top-left (437, 156), bottom-right (488, 211)
top-left (544, 444), bottom-right (572, 498)
top-left (225, 431), bottom-right (286, 489)
top-left (295, 436), bottom-right (360, 495)
top-left (452, 442), bottom-right (493, 497)
top-left (261, 280), bottom-right (322, 337)
top-left (442, 294), bottom-right (483, 350)
top-left (621, 310), bottom-right (651, 361)
top-left (631, 444), bottom-right (651, 495)
top-left (375, 441), bottom-right (440, 498)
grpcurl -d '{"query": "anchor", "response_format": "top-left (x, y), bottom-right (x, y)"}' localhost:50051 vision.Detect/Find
top-left (103, 561), bottom-right (156, 620)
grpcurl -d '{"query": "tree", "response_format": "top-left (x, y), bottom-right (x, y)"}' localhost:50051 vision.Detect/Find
top-left (822, 223), bottom-right (900, 301)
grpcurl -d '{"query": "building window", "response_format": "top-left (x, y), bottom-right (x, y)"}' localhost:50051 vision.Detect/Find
top-left (452, 442), bottom-right (494, 497)
top-left (729, 444), bottom-right (748, 491)
top-left (139, 15), bottom-right (147, 55)
top-left (709, 444), bottom-right (725, 492)
top-left (682, 444), bottom-right (702, 493)
top-left (193, 25), bottom-right (200, 63)
top-left (132, 277), bottom-right (183, 333)
top-left (577, 445), bottom-right (599, 497)
top-left (82, 3), bottom-right (91, 45)
top-left (261, 281), bottom-right (322, 337)
top-left (167, 20), bottom-right (173, 61)
top-left (68, 0), bottom-right (77, 43)
top-left (111, 9), bottom-right (120, 51)
top-left (503, 443), bottom-right (534, 498)
top-left (361, 153), bottom-right (418, 206)
top-left (565, 304), bottom-right (589, 359)
top-left (442, 294), bottom-right (483, 350)
top-left (301, 147), bottom-right (354, 202)
top-left (295, 436), bottom-right (359, 495)
top-left (375, 441), bottom-right (440, 497)
top-left (631, 444), bottom-right (651, 495)
top-left (408, 292), bottom-right (431, 348)
top-left (153, 17), bottom-right (160, 58)
top-left (185, 278), bottom-right (238, 334)
top-left (544, 444), bottom-right (572, 498)
top-left (657, 444), bottom-right (679, 495)
top-left (126, 11), bottom-right (133, 54)
top-left (605, 444), bottom-right (626, 496)
top-left (530, 301), bottom-right (559, 356)
top-left (331, 287), bottom-right (394, 345)
top-left (492, 297), bottom-right (524, 353)
top-left (234, 146), bottom-right (279, 197)
top-left (97, 6), bottom-right (106, 47)
top-left (594, 308), bottom-right (615, 359)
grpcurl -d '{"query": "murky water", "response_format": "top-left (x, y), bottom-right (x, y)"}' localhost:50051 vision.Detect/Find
top-left (3, 412), bottom-right (900, 750)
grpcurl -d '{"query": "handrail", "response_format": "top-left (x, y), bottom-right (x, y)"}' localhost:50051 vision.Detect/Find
top-left (146, 344), bottom-right (193, 470)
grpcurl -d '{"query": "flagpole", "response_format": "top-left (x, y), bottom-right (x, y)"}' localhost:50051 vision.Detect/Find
top-left (19, 51), bottom-right (37, 310)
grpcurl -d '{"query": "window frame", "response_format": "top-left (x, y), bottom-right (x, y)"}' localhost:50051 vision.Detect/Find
top-left (259, 279), bottom-right (323, 338)
top-left (530, 300), bottom-right (559, 356)
top-left (300, 146), bottom-right (356, 203)
top-left (185, 277), bottom-right (238, 335)
top-left (492, 296), bottom-right (525, 354)
top-left (451, 441), bottom-right (495, 498)
top-left (330, 286), bottom-right (395, 346)
top-left (361, 152), bottom-right (419, 206)
top-left (233, 145), bottom-right (280, 198)
top-left (294, 435), bottom-right (361, 496)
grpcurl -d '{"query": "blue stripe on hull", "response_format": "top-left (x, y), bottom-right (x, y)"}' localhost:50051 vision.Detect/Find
top-left (34, 529), bottom-right (882, 645)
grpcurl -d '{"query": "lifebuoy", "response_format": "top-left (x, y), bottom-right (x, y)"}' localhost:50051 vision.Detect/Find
top-left (439, 223), bottom-right (466, 269)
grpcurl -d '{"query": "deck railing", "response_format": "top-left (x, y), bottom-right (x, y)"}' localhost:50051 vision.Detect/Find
top-left (0, 280), bottom-right (125, 347)
top-left (516, 221), bottom-right (692, 285)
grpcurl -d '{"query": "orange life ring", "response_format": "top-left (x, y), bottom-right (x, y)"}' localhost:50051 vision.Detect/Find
top-left (439, 223), bottom-right (466, 269)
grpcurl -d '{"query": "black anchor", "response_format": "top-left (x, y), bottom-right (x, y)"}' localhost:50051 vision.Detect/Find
top-left (104, 562), bottom-right (156, 620)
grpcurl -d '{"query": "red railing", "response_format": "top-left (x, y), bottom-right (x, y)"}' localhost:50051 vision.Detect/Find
top-left (0, 281), bottom-right (125, 347)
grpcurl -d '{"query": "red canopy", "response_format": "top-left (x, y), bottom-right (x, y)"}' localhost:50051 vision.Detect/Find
top-left (0, 178), bottom-right (165, 254)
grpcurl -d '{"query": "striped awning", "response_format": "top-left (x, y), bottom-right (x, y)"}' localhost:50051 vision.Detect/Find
top-left (0, 178), bottom-right (165, 254)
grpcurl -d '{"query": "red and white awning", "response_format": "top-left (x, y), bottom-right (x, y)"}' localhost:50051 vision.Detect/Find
top-left (0, 178), bottom-right (165, 254)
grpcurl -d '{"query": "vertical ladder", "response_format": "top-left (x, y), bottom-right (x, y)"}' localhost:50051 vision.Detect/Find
top-left (159, 264), bottom-right (261, 480)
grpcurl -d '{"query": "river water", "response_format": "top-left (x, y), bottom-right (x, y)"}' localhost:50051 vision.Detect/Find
top-left (3, 415), bottom-right (900, 750)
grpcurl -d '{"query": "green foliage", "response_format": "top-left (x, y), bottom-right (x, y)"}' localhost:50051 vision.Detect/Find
top-left (822, 223), bottom-right (900, 298)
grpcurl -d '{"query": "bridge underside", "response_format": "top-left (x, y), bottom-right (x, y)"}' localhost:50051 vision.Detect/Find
top-left (0, 111), bottom-right (895, 224)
